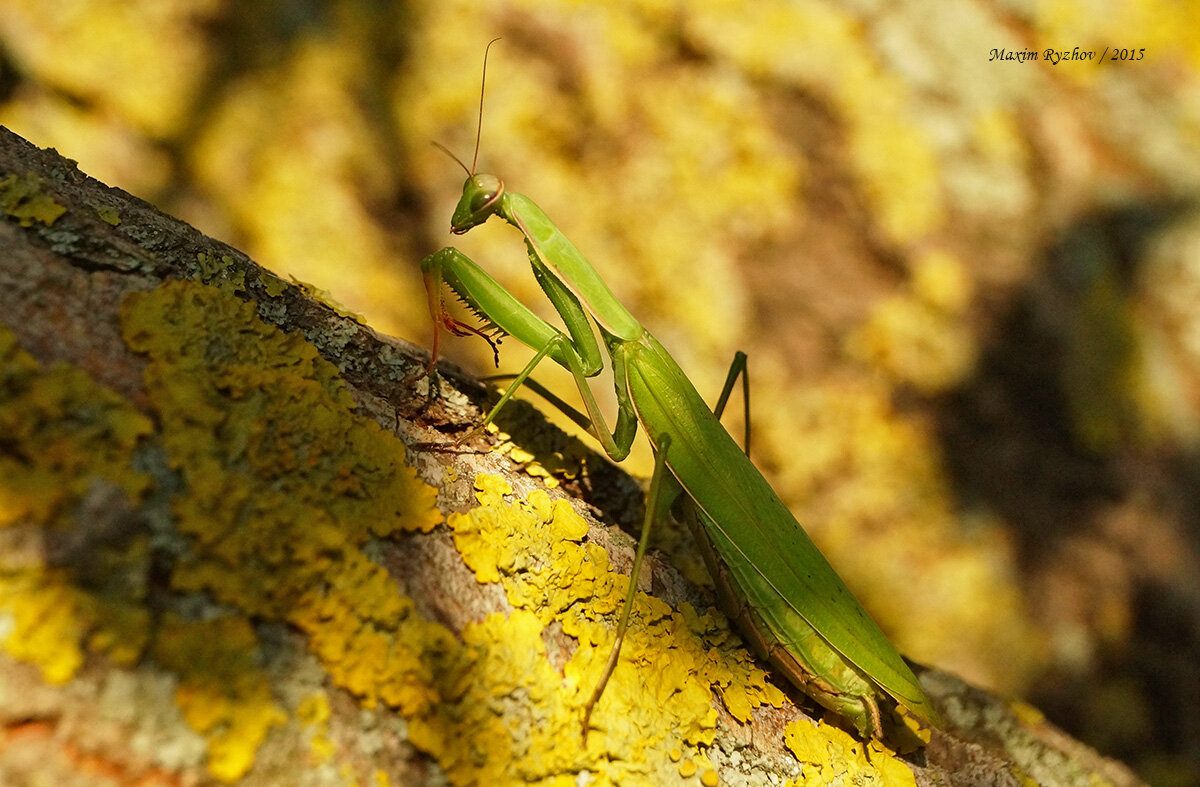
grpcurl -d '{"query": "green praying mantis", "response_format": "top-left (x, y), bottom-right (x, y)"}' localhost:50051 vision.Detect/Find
top-left (416, 41), bottom-right (939, 741)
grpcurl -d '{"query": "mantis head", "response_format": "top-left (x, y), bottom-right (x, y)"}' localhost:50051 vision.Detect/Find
top-left (439, 39), bottom-right (506, 236)
top-left (450, 173), bottom-right (504, 234)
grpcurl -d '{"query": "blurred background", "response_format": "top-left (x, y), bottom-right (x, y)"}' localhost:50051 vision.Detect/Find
top-left (1, 1), bottom-right (1197, 782)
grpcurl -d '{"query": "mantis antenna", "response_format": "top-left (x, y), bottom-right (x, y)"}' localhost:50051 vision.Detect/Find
top-left (472, 37), bottom-right (502, 173)
top-left (431, 37), bottom-right (502, 176)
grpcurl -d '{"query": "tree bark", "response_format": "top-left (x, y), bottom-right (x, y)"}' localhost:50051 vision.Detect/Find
top-left (0, 127), bottom-right (1143, 786)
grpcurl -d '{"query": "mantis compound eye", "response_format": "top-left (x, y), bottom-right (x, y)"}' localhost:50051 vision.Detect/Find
top-left (469, 174), bottom-right (503, 214)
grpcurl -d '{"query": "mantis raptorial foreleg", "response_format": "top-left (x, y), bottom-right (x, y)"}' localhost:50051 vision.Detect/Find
top-left (421, 247), bottom-right (604, 376)
top-left (422, 246), bottom-right (637, 457)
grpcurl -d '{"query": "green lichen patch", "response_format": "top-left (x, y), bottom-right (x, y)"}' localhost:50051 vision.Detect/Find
top-left (0, 173), bottom-right (67, 227)
top-left (0, 326), bottom-right (153, 683)
top-left (289, 275), bottom-right (364, 321)
top-left (120, 279), bottom-right (447, 779)
top-left (93, 204), bottom-right (121, 226)
top-left (195, 251), bottom-right (246, 291)
top-left (259, 270), bottom-right (289, 298)
top-left (440, 474), bottom-right (786, 784)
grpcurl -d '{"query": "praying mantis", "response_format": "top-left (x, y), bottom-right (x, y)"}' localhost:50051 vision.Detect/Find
top-left (416, 41), bottom-right (939, 741)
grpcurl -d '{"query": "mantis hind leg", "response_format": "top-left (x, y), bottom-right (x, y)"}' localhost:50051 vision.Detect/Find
top-left (582, 352), bottom-right (751, 735)
top-left (582, 433), bottom-right (677, 738)
top-left (712, 351), bottom-right (750, 455)
top-left (483, 375), bottom-right (679, 738)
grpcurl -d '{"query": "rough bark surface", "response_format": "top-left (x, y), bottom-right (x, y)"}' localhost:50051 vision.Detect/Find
top-left (0, 128), bottom-right (1144, 786)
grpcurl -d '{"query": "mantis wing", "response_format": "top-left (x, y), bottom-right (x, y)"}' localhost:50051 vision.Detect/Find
top-left (622, 334), bottom-right (938, 724)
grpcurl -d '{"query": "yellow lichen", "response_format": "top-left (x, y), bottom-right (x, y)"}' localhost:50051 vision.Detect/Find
top-left (846, 250), bottom-right (977, 394)
top-left (120, 279), bottom-right (447, 777)
top-left (259, 270), bottom-right (289, 298)
top-left (0, 581), bottom-right (85, 684)
top-left (0, 326), bottom-right (153, 684)
top-left (1010, 699), bottom-right (1046, 727)
top-left (93, 204), bottom-right (121, 225)
top-left (194, 251), bottom-right (246, 291)
top-left (289, 275), bottom-right (365, 321)
top-left (688, 0), bottom-right (942, 246)
top-left (151, 614), bottom-right (288, 783)
top-left (188, 31), bottom-right (419, 338)
top-left (432, 473), bottom-right (786, 784)
top-left (0, 0), bottom-right (218, 138)
top-left (297, 691), bottom-right (336, 764)
top-left (0, 173), bottom-right (66, 226)
top-left (486, 396), bottom-right (603, 489)
top-left (784, 719), bottom-right (917, 787)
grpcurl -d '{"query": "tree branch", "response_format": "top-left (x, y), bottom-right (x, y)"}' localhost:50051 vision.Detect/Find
top-left (0, 127), bottom-right (1143, 786)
